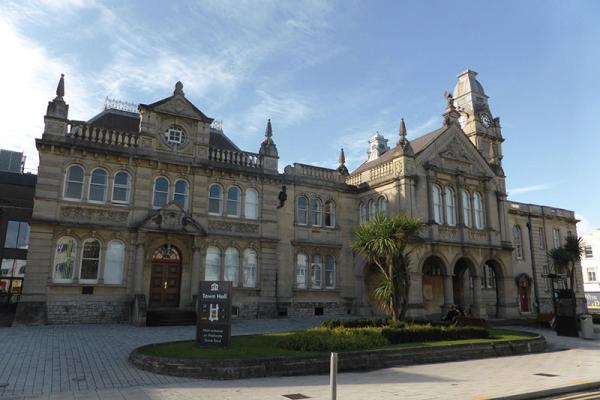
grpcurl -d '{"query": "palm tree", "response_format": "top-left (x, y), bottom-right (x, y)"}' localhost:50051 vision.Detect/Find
top-left (564, 235), bottom-right (583, 290)
top-left (353, 213), bottom-right (424, 320)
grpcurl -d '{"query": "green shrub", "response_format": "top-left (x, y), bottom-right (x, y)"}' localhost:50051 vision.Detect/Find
top-left (592, 314), bottom-right (600, 325)
top-left (382, 324), bottom-right (489, 344)
top-left (320, 318), bottom-right (405, 329)
top-left (278, 327), bottom-right (389, 352)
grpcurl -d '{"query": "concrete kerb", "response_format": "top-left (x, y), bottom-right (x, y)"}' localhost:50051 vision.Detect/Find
top-left (129, 335), bottom-right (546, 380)
top-left (491, 381), bottom-right (600, 400)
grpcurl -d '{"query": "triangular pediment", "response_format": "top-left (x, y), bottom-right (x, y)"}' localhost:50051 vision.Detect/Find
top-left (136, 202), bottom-right (206, 235)
top-left (141, 94), bottom-right (213, 123)
top-left (416, 124), bottom-right (496, 177)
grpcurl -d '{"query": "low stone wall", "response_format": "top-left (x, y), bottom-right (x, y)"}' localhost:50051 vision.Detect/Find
top-left (130, 335), bottom-right (546, 380)
top-left (47, 301), bottom-right (129, 324)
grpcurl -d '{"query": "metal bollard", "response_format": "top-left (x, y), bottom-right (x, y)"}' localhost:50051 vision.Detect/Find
top-left (330, 352), bottom-right (338, 400)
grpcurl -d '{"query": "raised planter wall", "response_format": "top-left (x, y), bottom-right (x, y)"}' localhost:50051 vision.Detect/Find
top-left (130, 336), bottom-right (546, 380)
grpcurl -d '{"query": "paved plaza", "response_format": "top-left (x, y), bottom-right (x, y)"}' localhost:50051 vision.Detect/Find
top-left (0, 320), bottom-right (598, 400)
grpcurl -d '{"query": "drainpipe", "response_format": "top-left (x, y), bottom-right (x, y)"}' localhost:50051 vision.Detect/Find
top-left (526, 213), bottom-right (541, 314)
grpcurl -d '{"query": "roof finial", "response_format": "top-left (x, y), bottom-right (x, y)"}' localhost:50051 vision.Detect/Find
top-left (443, 91), bottom-right (460, 125)
top-left (173, 81), bottom-right (184, 96)
top-left (265, 118), bottom-right (273, 139)
top-left (337, 148), bottom-right (349, 176)
top-left (56, 74), bottom-right (65, 99)
top-left (398, 118), bottom-right (407, 146)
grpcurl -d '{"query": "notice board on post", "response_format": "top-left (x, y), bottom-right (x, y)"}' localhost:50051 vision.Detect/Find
top-left (196, 281), bottom-right (232, 347)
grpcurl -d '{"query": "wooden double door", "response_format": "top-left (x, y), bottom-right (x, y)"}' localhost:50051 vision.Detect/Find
top-left (149, 261), bottom-right (181, 308)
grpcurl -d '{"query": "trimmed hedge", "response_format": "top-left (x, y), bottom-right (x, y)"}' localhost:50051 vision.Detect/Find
top-left (382, 324), bottom-right (489, 344)
top-left (320, 318), bottom-right (405, 329)
top-left (278, 327), bottom-right (389, 352)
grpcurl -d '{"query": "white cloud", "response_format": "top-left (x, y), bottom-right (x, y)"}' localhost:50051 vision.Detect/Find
top-left (508, 183), bottom-right (553, 195)
top-left (576, 214), bottom-right (594, 237)
top-left (407, 115), bottom-right (440, 138)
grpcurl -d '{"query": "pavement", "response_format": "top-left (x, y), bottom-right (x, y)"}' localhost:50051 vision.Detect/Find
top-left (0, 319), bottom-right (598, 400)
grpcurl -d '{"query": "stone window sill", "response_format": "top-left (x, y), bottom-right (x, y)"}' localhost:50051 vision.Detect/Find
top-left (48, 282), bottom-right (128, 288)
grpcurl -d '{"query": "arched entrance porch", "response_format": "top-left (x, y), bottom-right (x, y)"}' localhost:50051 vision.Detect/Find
top-left (148, 244), bottom-right (182, 308)
top-left (481, 259), bottom-right (504, 318)
top-left (453, 257), bottom-right (478, 315)
top-left (421, 256), bottom-right (447, 318)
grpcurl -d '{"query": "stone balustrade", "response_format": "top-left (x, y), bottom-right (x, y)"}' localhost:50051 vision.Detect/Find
top-left (67, 122), bottom-right (139, 147)
top-left (370, 160), bottom-right (395, 181)
top-left (208, 147), bottom-right (262, 168)
top-left (284, 163), bottom-right (342, 182)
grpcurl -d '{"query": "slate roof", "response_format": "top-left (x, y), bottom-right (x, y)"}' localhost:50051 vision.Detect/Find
top-left (350, 126), bottom-right (447, 175)
top-left (86, 109), bottom-right (240, 151)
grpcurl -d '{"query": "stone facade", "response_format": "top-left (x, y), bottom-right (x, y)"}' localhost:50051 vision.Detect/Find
top-left (14, 71), bottom-right (585, 325)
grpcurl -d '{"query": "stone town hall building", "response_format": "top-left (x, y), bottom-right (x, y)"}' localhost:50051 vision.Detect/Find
top-left (14, 70), bottom-right (585, 325)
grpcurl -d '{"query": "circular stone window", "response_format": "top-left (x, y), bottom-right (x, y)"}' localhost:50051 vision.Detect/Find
top-left (164, 126), bottom-right (188, 147)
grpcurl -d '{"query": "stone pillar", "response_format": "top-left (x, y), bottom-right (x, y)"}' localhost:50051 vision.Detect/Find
top-left (442, 274), bottom-right (454, 314)
top-left (471, 275), bottom-right (487, 318)
top-left (134, 241), bottom-right (145, 294)
top-left (190, 245), bottom-right (202, 306)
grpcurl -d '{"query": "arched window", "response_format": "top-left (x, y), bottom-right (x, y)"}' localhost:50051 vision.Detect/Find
top-left (444, 186), bottom-right (456, 226)
top-left (296, 253), bottom-right (308, 288)
top-left (242, 249), bottom-right (257, 287)
top-left (80, 239), bottom-right (101, 282)
top-left (368, 199), bottom-right (376, 221)
top-left (359, 202), bottom-right (367, 224)
top-left (226, 186), bottom-right (241, 217)
top-left (89, 168), bottom-right (108, 202)
top-left (153, 177), bottom-right (169, 208)
top-left (325, 255), bottom-right (335, 288)
top-left (324, 201), bottom-right (335, 228)
top-left (553, 228), bottom-right (561, 249)
top-left (104, 240), bottom-right (125, 284)
top-left (205, 246), bottom-right (221, 281)
top-left (53, 237), bottom-right (77, 282)
top-left (297, 196), bottom-right (308, 225)
top-left (173, 179), bottom-right (189, 209)
top-left (473, 192), bottom-right (484, 229)
top-left (224, 247), bottom-right (239, 286)
top-left (461, 189), bottom-right (472, 228)
top-left (312, 197), bottom-right (323, 226)
top-left (311, 255), bottom-right (322, 289)
top-left (112, 171), bottom-right (130, 204)
top-left (377, 196), bottom-right (388, 216)
top-left (432, 185), bottom-right (442, 224)
top-left (482, 263), bottom-right (496, 289)
top-left (244, 188), bottom-right (258, 220)
top-left (64, 165), bottom-right (84, 200)
top-left (514, 225), bottom-right (523, 260)
top-left (208, 184), bottom-right (224, 215)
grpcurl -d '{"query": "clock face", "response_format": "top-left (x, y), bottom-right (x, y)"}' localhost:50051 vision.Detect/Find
top-left (479, 113), bottom-right (492, 128)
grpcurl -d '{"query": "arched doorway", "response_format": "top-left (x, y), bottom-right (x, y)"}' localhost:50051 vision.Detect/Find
top-left (149, 245), bottom-right (182, 308)
top-left (516, 273), bottom-right (532, 313)
top-left (453, 258), bottom-right (476, 314)
top-left (422, 256), bottom-right (446, 317)
top-left (481, 259), bottom-right (503, 317)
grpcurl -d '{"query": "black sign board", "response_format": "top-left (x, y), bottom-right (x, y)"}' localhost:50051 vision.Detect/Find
top-left (196, 281), bottom-right (232, 347)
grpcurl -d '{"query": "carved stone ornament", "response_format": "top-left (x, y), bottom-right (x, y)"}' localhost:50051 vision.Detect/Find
top-left (60, 206), bottom-right (129, 224)
top-left (137, 203), bottom-right (206, 235)
top-left (208, 220), bottom-right (259, 235)
top-left (439, 138), bottom-right (472, 164)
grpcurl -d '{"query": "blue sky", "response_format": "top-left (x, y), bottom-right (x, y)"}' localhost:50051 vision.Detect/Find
top-left (1, 0), bottom-right (599, 233)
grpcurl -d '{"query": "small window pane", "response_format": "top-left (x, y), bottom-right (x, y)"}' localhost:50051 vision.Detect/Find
top-left (311, 255), bottom-right (322, 289)
top-left (312, 198), bottom-right (322, 226)
top-left (174, 180), bottom-right (189, 209)
top-left (432, 185), bottom-right (442, 224)
top-left (89, 169), bottom-right (108, 202)
top-left (245, 189), bottom-right (258, 220)
top-left (325, 201), bottom-right (335, 228)
top-left (80, 240), bottom-right (100, 281)
top-left (208, 185), bottom-right (223, 215)
top-left (326, 255), bottom-right (335, 288)
top-left (444, 187), bottom-right (456, 226)
top-left (205, 247), bottom-right (221, 281)
top-left (65, 165), bottom-right (84, 199)
top-left (297, 196), bottom-right (308, 225)
top-left (54, 237), bottom-right (77, 282)
top-left (227, 187), bottom-right (241, 216)
top-left (296, 253), bottom-right (307, 288)
top-left (224, 248), bottom-right (239, 286)
top-left (462, 190), bottom-right (471, 227)
top-left (368, 200), bottom-right (376, 221)
top-left (243, 249), bottom-right (257, 287)
top-left (4, 221), bottom-right (19, 248)
top-left (112, 172), bottom-right (130, 203)
top-left (377, 197), bottom-right (387, 216)
top-left (104, 241), bottom-right (125, 284)
top-left (153, 178), bottom-right (169, 208)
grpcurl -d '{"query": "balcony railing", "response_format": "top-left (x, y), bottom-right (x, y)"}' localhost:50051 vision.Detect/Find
top-left (67, 122), bottom-right (139, 148)
top-left (208, 147), bottom-right (261, 168)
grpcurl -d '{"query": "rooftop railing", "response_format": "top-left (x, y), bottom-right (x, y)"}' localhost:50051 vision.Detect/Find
top-left (67, 122), bottom-right (139, 148)
top-left (208, 147), bottom-right (262, 168)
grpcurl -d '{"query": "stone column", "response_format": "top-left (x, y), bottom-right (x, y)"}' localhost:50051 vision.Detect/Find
top-left (471, 275), bottom-right (487, 318)
top-left (442, 274), bottom-right (454, 314)
top-left (134, 241), bottom-right (145, 294)
top-left (190, 244), bottom-right (202, 306)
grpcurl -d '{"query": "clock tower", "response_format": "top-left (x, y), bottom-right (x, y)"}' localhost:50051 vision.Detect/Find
top-left (452, 70), bottom-right (504, 174)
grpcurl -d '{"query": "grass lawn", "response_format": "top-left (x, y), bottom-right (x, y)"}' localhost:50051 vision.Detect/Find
top-left (140, 329), bottom-right (538, 360)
